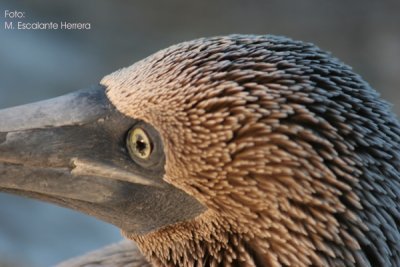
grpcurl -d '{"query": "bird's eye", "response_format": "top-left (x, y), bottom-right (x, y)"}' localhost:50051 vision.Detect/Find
top-left (126, 127), bottom-right (153, 160)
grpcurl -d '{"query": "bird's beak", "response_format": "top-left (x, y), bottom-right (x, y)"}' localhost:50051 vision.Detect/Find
top-left (0, 85), bottom-right (204, 235)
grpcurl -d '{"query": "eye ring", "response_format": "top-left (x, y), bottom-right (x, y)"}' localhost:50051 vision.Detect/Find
top-left (126, 127), bottom-right (153, 160)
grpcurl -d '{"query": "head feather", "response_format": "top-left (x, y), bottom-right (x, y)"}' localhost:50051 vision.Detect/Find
top-left (102, 35), bottom-right (400, 266)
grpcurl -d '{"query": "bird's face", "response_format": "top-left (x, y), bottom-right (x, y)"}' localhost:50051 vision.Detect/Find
top-left (2, 76), bottom-right (217, 236)
top-left (0, 84), bottom-right (207, 234)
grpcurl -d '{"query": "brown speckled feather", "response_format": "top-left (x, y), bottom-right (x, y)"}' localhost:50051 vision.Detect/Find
top-left (102, 35), bottom-right (400, 266)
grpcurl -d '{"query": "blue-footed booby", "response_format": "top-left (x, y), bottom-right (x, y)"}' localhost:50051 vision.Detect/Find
top-left (0, 35), bottom-right (399, 266)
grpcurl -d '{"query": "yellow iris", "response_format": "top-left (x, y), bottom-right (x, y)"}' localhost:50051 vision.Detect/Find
top-left (127, 127), bottom-right (152, 160)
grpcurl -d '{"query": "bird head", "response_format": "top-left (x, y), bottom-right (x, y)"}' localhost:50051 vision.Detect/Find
top-left (1, 35), bottom-right (399, 266)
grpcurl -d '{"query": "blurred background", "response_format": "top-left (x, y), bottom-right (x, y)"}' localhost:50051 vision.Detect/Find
top-left (0, 0), bottom-right (399, 266)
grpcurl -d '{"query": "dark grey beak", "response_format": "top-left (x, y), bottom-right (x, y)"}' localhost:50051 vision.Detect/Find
top-left (0, 85), bottom-right (204, 235)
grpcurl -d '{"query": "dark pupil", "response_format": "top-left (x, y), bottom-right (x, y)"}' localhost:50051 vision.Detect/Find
top-left (135, 135), bottom-right (147, 155)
